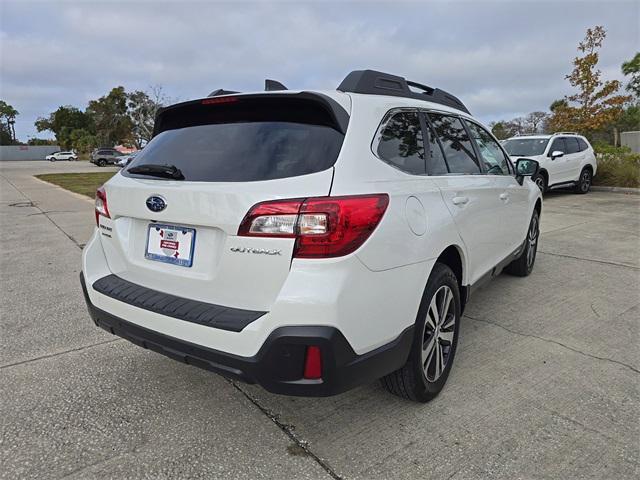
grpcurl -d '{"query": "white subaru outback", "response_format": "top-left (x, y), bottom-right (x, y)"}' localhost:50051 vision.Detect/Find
top-left (503, 133), bottom-right (597, 194)
top-left (81, 70), bottom-right (542, 402)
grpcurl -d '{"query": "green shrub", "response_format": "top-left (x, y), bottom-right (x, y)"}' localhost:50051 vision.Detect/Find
top-left (593, 144), bottom-right (640, 188)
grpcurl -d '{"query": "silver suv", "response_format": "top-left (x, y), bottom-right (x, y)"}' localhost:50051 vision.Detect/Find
top-left (91, 148), bottom-right (122, 167)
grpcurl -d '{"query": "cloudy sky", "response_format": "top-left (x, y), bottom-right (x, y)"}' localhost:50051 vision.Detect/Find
top-left (1, 0), bottom-right (638, 141)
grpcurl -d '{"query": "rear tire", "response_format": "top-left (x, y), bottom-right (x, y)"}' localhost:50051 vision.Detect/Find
top-left (505, 210), bottom-right (539, 277)
top-left (97, 159), bottom-right (106, 167)
top-left (574, 168), bottom-right (592, 194)
top-left (381, 263), bottom-right (461, 402)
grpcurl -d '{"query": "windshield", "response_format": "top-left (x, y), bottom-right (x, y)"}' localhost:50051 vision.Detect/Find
top-left (503, 138), bottom-right (549, 157)
top-left (124, 97), bottom-right (345, 182)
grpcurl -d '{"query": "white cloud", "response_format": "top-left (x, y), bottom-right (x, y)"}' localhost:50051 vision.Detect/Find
top-left (1, 0), bottom-right (637, 140)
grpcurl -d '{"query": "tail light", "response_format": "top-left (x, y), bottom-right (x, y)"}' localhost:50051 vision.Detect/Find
top-left (238, 194), bottom-right (389, 258)
top-left (95, 187), bottom-right (110, 225)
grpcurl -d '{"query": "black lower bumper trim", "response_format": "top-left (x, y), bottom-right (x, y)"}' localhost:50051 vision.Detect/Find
top-left (81, 273), bottom-right (414, 397)
top-left (92, 274), bottom-right (266, 332)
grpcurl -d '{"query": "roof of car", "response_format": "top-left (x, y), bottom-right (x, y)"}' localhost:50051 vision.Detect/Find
top-left (204, 89), bottom-right (473, 119)
top-left (506, 132), bottom-right (584, 140)
top-left (203, 70), bottom-right (471, 115)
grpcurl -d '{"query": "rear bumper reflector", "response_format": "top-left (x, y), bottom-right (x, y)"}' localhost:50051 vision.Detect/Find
top-left (91, 274), bottom-right (266, 332)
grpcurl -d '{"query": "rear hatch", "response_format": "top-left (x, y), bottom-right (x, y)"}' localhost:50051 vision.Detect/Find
top-left (98, 93), bottom-right (349, 312)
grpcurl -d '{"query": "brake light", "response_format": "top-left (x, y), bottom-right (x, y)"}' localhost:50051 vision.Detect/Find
top-left (201, 97), bottom-right (238, 105)
top-left (303, 346), bottom-right (322, 379)
top-left (95, 187), bottom-right (110, 225)
top-left (238, 194), bottom-right (389, 258)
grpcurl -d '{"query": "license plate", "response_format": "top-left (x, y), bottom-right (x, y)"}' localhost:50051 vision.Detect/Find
top-left (145, 223), bottom-right (196, 267)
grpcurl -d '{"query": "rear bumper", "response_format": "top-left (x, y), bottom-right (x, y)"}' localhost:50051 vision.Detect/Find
top-left (81, 272), bottom-right (414, 396)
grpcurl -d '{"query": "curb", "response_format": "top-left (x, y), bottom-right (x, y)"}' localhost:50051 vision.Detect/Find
top-left (591, 185), bottom-right (640, 195)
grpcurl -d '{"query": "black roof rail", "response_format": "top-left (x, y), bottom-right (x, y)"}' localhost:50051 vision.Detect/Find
top-left (337, 69), bottom-right (470, 114)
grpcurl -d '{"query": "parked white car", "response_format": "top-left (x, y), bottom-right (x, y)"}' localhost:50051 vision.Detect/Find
top-left (46, 151), bottom-right (78, 161)
top-left (81, 70), bottom-right (542, 402)
top-left (503, 133), bottom-right (597, 194)
top-left (116, 151), bottom-right (138, 168)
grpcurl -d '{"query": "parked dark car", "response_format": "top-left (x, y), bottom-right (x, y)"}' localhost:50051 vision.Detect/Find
top-left (91, 148), bottom-right (123, 167)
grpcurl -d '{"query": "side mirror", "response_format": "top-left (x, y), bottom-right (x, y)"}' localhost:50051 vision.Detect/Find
top-left (550, 150), bottom-right (564, 159)
top-left (515, 158), bottom-right (540, 185)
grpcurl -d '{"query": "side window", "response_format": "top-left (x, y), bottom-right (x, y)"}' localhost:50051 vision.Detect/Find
top-left (577, 138), bottom-right (589, 151)
top-left (465, 121), bottom-right (510, 175)
top-left (376, 112), bottom-right (425, 175)
top-left (549, 137), bottom-right (567, 156)
top-left (428, 114), bottom-right (480, 174)
top-left (565, 137), bottom-right (580, 154)
top-left (424, 118), bottom-right (448, 175)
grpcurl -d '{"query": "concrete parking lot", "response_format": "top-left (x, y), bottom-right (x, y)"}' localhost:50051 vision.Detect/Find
top-left (1, 161), bottom-right (638, 479)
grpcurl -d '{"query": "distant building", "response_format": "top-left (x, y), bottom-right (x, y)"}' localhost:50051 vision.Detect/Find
top-left (0, 145), bottom-right (61, 161)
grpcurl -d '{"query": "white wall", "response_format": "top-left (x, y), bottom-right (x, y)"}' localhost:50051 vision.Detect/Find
top-left (0, 145), bottom-right (61, 161)
top-left (621, 131), bottom-right (640, 154)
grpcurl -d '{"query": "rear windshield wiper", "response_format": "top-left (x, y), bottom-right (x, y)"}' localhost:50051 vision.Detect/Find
top-left (127, 163), bottom-right (185, 180)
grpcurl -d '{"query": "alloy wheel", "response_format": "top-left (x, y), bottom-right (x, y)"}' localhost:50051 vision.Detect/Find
top-left (581, 170), bottom-right (591, 192)
top-left (421, 285), bottom-right (456, 382)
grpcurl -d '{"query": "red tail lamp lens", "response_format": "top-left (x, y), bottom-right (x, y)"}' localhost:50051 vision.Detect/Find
top-left (238, 194), bottom-right (389, 258)
top-left (95, 187), bottom-right (110, 225)
top-left (303, 346), bottom-right (322, 380)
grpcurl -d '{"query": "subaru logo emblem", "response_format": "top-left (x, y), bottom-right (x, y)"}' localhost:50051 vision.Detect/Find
top-left (146, 196), bottom-right (167, 212)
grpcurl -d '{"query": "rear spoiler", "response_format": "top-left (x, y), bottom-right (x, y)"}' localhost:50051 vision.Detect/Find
top-left (153, 92), bottom-right (350, 137)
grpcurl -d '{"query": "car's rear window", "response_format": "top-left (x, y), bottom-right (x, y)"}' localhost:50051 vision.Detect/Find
top-left (124, 96), bottom-right (346, 182)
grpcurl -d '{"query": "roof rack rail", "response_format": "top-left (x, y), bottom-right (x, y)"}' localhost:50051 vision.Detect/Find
top-left (337, 69), bottom-right (470, 114)
top-left (552, 131), bottom-right (579, 136)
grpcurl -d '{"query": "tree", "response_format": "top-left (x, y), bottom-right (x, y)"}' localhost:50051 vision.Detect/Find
top-left (490, 121), bottom-right (512, 140)
top-left (0, 100), bottom-right (19, 144)
top-left (622, 52), bottom-right (640, 98)
top-left (27, 138), bottom-right (57, 146)
top-left (86, 86), bottom-right (133, 147)
top-left (35, 106), bottom-right (93, 149)
top-left (549, 99), bottom-right (568, 112)
top-left (127, 86), bottom-right (168, 148)
top-left (548, 26), bottom-right (630, 137)
top-left (525, 111), bottom-right (549, 133)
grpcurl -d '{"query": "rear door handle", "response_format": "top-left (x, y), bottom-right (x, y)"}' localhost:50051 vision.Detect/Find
top-left (499, 193), bottom-right (509, 201)
top-left (452, 196), bottom-right (469, 206)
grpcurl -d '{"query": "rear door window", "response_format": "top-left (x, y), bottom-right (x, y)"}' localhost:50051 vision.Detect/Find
top-left (428, 114), bottom-right (481, 174)
top-left (577, 138), bottom-right (589, 151)
top-left (424, 119), bottom-right (448, 175)
top-left (125, 96), bottom-right (346, 182)
top-left (565, 137), bottom-right (580, 154)
top-left (376, 112), bottom-right (425, 175)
